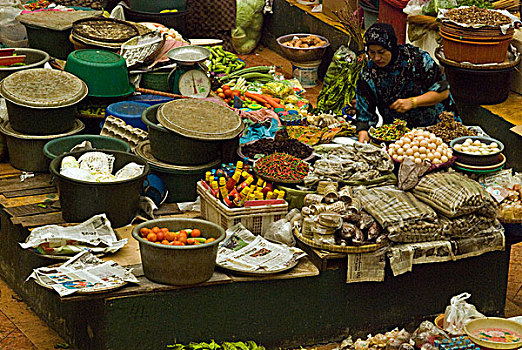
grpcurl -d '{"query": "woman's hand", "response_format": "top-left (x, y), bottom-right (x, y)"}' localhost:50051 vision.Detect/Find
top-left (358, 130), bottom-right (370, 143)
top-left (390, 98), bottom-right (415, 113)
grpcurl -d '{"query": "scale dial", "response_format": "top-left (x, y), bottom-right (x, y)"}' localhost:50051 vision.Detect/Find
top-left (178, 69), bottom-right (211, 98)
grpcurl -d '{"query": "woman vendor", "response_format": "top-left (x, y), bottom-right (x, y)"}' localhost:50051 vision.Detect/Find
top-left (356, 23), bottom-right (451, 143)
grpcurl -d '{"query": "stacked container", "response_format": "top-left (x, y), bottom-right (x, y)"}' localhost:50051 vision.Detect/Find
top-left (0, 68), bottom-right (87, 171)
top-left (138, 99), bottom-right (244, 203)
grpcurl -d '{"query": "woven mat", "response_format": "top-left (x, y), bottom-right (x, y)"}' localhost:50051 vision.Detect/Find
top-left (185, 0), bottom-right (236, 50)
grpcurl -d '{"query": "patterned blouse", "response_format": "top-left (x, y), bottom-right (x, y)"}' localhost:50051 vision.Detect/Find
top-left (355, 44), bottom-right (449, 132)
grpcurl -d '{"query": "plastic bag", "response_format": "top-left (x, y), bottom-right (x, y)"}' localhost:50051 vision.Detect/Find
top-left (403, 0), bottom-right (429, 16)
top-left (261, 81), bottom-right (293, 98)
top-left (422, 0), bottom-right (457, 16)
top-left (115, 162), bottom-right (145, 180)
top-left (262, 208), bottom-right (300, 246)
top-left (0, 1), bottom-right (26, 44)
top-left (443, 293), bottom-right (485, 335)
top-left (323, 45), bottom-right (356, 86)
top-left (231, 0), bottom-right (265, 54)
top-left (412, 321), bottom-right (448, 348)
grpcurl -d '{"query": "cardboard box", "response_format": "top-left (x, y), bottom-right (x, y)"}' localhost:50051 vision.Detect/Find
top-left (322, 0), bottom-right (359, 21)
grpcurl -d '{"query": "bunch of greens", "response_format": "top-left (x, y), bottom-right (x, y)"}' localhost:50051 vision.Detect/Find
top-left (169, 341), bottom-right (264, 350)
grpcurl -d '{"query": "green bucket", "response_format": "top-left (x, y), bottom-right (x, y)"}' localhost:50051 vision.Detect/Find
top-left (43, 134), bottom-right (131, 161)
top-left (65, 50), bottom-right (135, 98)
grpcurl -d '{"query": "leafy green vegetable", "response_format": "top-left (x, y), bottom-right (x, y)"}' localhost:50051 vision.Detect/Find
top-left (232, 0), bottom-right (265, 54)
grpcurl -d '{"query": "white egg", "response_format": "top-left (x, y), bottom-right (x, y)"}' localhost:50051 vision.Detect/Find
top-left (428, 143), bottom-right (437, 150)
top-left (489, 142), bottom-right (498, 149)
top-left (481, 151), bottom-right (490, 155)
top-left (465, 138), bottom-right (473, 145)
top-left (427, 153), bottom-right (435, 161)
top-left (403, 137), bottom-right (411, 144)
top-left (397, 148), bottom-right (404, 155)
top-left (473, 140), bottom-right (482, 146)
top-left (414, 152), bottom-right (420, 158)
top-left (411, 145), bottom-right (419, 153)
top-left (454, 144), bottom-right (462, 151)
top-left (419, 140), bottom-right (428, 148)
top-left (388, 149), bottom-right (395, 156)
top-left (419, 146), bottom-right (427, 154)
top-left (433, 158), bottom-right (442, 165)
top-left (403, 143), bottom-right (410, 149)
top-left (397, 155), bottom-right (404, 162)
top-left (396, 140), bottom-right (404, 146)
top-left (408, 156), bottom-right (415, 160)
top-left (491, 147), bottom-right (500, 153)
top-left (406, 148), bottom-right (414, 156)
top-left (441, 155), bottom-right (449, 163)
top-left (434, 151), bottom-right (442, 159)
top-left (420, 153), bottom-right (427, 159)
top-left (435, 137), bottom-right (443, 146)
top-left (415, 158), bottom-right (422, 164)
top-left (411, 141), bottom-right (420, 147)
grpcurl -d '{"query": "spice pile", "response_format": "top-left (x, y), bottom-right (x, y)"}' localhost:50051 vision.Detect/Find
top-left (241, 130), bottom-right (313, 160)
top-left (445, 6), bottom-right (511, 26)
top-left (427, 112), bottom-right (477, 143)
top-left (254, 153), bottom-right (310, 182)
top-left (370, 119), bottom-right (410, 142)
top-left (242, 138), bottom-right (313, 160)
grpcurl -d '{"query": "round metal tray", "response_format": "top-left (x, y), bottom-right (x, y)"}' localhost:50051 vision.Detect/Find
top-left (294, 228), bottom-right (385, 254)
top-left (216, 259), bottom-right (298, 276)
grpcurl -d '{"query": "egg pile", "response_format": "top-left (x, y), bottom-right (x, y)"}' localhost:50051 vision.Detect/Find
top-left (387, 129), bottom-right (453, 165)
top-left (453, 138), bottom-right (500, 155)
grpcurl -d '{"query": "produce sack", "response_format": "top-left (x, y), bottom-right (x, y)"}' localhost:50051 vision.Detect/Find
top-left (440, 214), bottom-right (498, 238)
top-left (412, 172), bottom-right (498, 218)
top-left (314, 47), bottom-right (365, 115)
top-left (357, 186), bottom-right (442, 243)
top-left (443, 292), bottom-right (485, 335)
top-left (231, 0), bottom-right (265, 54)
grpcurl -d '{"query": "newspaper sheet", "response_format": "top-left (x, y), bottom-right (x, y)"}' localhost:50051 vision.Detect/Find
top-left (346, 247), bottom-right (387, 283)
top-left (27, 251), bottom-right (138, 297)
top-left (388, 225), bottom-right (505, 277)
top-left (217, 224), bottom-right (307, 272)
top-left (19, 214), bottom-right (127, 256)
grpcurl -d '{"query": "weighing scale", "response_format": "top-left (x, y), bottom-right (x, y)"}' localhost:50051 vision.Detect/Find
top-left (166, 46), bottom-right (212, 98)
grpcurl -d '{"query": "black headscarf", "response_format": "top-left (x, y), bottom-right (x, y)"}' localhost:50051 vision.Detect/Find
top-left (364, 23), bottom-right (399, 65)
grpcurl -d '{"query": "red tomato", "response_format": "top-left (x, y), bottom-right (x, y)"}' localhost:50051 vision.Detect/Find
top-left (231, 90), bottom-right (241, 97)
top-left (187, 238), bottom-right (195, 245)
top-left (156, 231), bottom-right (165, 241)
top-left (191, 229), bottom-right (201, 238)
top-left (205, 238), bottom-right (216, 244)
top-left (223, 89), bottom-right (233, 98)
top-left (218, 93), bottom-right (226, 99)
top-left (222, 85), bottom-right (230, 90)
top-left (171, 241), bottom-right (183, 246)
top-left (177, 232), bottom-right (188, 244)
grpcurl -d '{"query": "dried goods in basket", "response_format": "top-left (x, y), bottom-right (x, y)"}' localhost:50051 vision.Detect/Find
top-left (294, 227), bottom-right (386, 253)
top-left (72, 17), bottom-right (139, 44)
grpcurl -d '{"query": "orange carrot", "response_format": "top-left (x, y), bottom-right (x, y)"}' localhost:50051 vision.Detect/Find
top-left (263, 95), bottom-right (285, 109)
top-left (244, 92), bottom-right (267, 104)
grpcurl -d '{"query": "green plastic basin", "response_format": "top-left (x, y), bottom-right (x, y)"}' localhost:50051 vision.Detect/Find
top-left (43, 134), bottom-right (131, 161)
top-left (64, 49), bottom-right (135, 97)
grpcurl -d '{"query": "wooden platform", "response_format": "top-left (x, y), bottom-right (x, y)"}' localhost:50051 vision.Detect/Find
top-left (0, 163), bottom-right (514, 350)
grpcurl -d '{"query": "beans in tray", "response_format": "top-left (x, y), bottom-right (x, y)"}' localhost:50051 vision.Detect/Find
top-left (445, 6), bottom-right (511, 26)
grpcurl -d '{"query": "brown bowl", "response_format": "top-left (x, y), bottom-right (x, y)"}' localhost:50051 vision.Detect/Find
top-left (276, 33), bottom-right (330, 62)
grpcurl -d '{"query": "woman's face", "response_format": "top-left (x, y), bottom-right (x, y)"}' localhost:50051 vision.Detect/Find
top-left (368, 44), bottom-right (392, 67)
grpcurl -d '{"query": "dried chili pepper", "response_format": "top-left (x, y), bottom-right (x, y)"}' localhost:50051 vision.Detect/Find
top-left (254, 153), bottom-right (310, 182)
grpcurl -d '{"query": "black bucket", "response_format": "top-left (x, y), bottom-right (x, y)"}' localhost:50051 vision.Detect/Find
top-left (50, 149), bottom-right (150, 228)
top-left (443, 64), bottom-right (515, 105)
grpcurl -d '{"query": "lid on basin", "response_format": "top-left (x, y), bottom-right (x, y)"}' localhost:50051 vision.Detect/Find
top-left (106, 101), bottom-right (150, 118)
top-left (0, 68), bottom-right (88, 108)
top-left (135, 140), bottom-right (221, 173)
top-left (157, 99), bottom-right (243, 141)
top-left (72, 17), bottom-right (139, 43)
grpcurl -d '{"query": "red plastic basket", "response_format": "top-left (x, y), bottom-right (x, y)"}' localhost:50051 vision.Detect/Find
top-left (378, 0), bottom-right (409, 44)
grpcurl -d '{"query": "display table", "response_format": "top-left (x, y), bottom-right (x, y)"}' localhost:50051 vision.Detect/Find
top-left (0, 164), bottom-right (512, 350)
